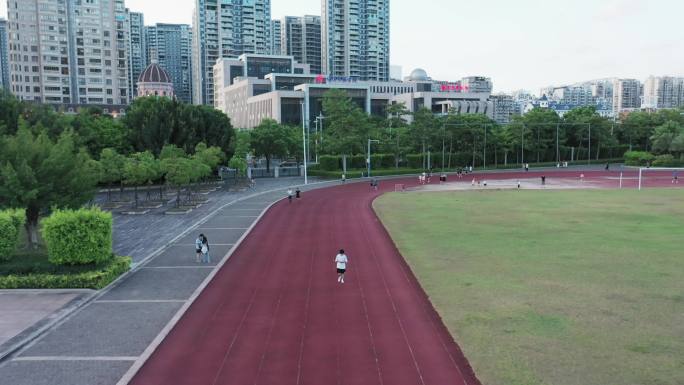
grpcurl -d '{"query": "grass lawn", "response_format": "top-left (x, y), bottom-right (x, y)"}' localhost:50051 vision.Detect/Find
top-left (375, 189), bottom-right (684, 385)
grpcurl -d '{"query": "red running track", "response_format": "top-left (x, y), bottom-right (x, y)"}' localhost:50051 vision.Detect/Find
top-left (130, 177), bottom-right (481, 385)
top-left (130, 169), bottom-right (680, 385)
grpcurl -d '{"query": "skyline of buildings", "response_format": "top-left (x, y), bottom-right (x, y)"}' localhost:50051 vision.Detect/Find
top-left (0, 18), bottom-right (9, 89)
top-left (0, 1), bottom-right (682, 124)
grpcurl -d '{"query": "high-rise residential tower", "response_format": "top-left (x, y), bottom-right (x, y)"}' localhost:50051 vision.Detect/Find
top-left (7, 0), bottom-right (129, 106)
top-left (0, 19), bottom-right (10, 89)
top-left (282, 15), bottom-right (322, 75)
top-left (612, 79), bottom-right (642, 114)
top-left (126, 10), bottom-right (147, 98)
top-left (642, 76), bottom-right (684, 110)
top-left (270, 20), bottom-right (282, 56)
top-left (145, 24), bottom-right (193, 103)
top-left (322, 0), bottom-right (390, 81)
top-left (192, 0), bottom-right (272, 106)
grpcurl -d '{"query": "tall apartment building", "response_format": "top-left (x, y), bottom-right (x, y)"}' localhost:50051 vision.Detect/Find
top-left (270, 20), bottom-right (282, 56)
top-left (7, 0), bottom-right (129, 106)
top-left (145, 24), bottom-right (193, 103)
top-left (642, 76), bottom-right (684, 110)
top-left (612, 79), bottom-right (642, 114)
top-left (0, 19), bottom-right (10, 89)
top-left (126, 10), bottom-right (147, 98)
top-left (490, 94), bottom-right (516, 124)
top-left (192, 0), bottom-right (272, 106)
top-left (281, 15), bottom-right (322, 75)
top-left (322, 0), bottom-right (390, 81)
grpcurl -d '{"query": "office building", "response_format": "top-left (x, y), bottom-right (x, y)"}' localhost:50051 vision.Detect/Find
top-left (7, 0), bottom-right (130, 107)
top-left (612, 79), bottom-right (642, 114)
top-left (642, 76), bottom-right (684, 110)
top-left (126, 11), bottom-right (147, 98)
top-left (214, 59), bottom-right (494, 129)
top-left (281, 15), bottom-right (322, 75)
top-left (0, 19), bottom-right (10, 89)
top-left (490, 94), bottom-right (516, 124)
top-left (322, 0), bottom-right (390, 81)
top-left (146, 24), bottom-right (193, 103)
top-left (192, 0), bottom-right (272, 106)
top-left (270, 20), bottom-right (282, 56)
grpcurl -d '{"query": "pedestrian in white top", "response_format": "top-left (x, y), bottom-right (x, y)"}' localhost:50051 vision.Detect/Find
top-left (287, 188), bottom-right (293, 203)
top-left (335, 249), bottom-right (349, 284)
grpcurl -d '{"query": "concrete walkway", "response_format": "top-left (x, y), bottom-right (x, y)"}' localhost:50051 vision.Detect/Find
top-left (0, 177), bottom-right (338, 385)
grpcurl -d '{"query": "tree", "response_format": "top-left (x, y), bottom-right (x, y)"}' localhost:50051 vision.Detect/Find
top-left (0, 90), bottom-right (23, 136)
top-left (650, 121), bottom-right (683, 155)
top-left (124, 97), bottom-right (179, 156)
top-left (0, 127), bottom-right (99, 247)
top-left (321, 89), bottom-right (371, 155)
top-left (411, 108), bottom-right (439, 168)
top-left (99, 148), bottom-right (127, 202)
top-left (563, 106), bottom-right (613, 161)
top-left (161, 157), bottom-right (193, 208)
top-left (193, 142), bottom-right (224, 174)
top-left (123, 151), bottom-right (157, 208)
top-left (385, 102), bottom-right (410, 168)
top-left (250, 119), bottom-right (290, 172)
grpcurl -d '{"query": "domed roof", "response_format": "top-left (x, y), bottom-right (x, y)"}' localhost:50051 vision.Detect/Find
top-left (409, 68), bottom-right (429, 81)
top-left (138, 61), bottom-right (171, 84)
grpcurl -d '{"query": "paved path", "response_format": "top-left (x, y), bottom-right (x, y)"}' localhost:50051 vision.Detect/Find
top-left (128, 177), bottom-right (481, 385)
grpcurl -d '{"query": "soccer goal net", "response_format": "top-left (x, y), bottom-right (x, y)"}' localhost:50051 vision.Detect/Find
top-left (637, 167), bottom-right (683, 190)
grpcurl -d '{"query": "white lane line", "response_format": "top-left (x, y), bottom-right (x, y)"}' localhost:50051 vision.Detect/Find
top-left (197, 227), bottom-right (249, 230)
top-left (14, 356), bottom-right (138, 361)
top-left (212, 216), bottom-right (259, 219)
top-left (142, 266), bottom-right (215, 270)
top-left (95, 300), bottom-right (187, 304)
top-left (172, 243), bottom-right (235, 246)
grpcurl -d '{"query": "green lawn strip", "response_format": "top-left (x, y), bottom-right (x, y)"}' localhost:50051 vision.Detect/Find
top-left (374, 189), bottom-right (684, 385)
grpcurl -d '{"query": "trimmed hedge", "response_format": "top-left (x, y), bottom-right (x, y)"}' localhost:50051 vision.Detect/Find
top-left (652, 154), bottom-right (683, 167)
top-left (624, 151), bottom-right (656, 166)
top-left (42, 207), bottom-right (113, 266)
top-left (0, 256), bottom-right (131, 289)
top-left (0, 209), bottom-right (25, 262)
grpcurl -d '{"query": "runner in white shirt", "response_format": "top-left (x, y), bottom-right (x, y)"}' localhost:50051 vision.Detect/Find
top-left (335, 249), bottom-right (349, 284)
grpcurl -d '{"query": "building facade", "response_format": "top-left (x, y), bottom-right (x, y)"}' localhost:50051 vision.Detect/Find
top-left (612, 79), bottom-right (642, 114)
top-left (281, 15), bottom-right (322, 75)
top-left (0, 19), bottom-right (10, 89)
top-left (137, 61), bottom-right (174, 98)
top-left (146, 24), bottom-right (193, 103)
top-left (642, 76), bottom-right (684, 110)
top-left (7, 0), bottom-right (130, 106)
top-left (270, 20), bottom-right (282, 56)
top-left (490, 94), bottom-right (516, 124)
top-left (214, 59), bottom-right (495, 129)
top-left (126, 10), bottom-right (146, 98)
top-left (322, 0), bottom-right (390, 81)
top-left (192, 0), bottom-right (272, 106)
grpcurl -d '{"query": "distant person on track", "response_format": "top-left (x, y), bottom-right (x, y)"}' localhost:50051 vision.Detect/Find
top-left (673, 171), bottom-right (679, 184)
top-left (335, 249), bottom-right (349, 284)
top-left (195, 234), bottom-right (204, 263)
top-left (517, 180), bottom-right (521, 189)
top-left (287, 188), bottom-right (293, 203)
top-left (605, 162), bottom-right (610, 171)
top-left (525, 163), bottom-right (529, 172)
top-left (296, 187), bottom-right (301, 199)
top-left (342, 173), bottom-right (346, 183)
top-left (201, 235), bottom-right (210, 264)
top-left (372, 178), bottom-right (379, 191)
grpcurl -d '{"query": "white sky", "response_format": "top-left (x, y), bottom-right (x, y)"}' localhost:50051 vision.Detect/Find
top-left (3, 0), bottom-right (683, 94)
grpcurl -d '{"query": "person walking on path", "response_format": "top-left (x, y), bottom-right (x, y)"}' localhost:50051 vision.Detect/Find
top-left (195, 234), bottom-right (204, 263)
top-left (673, 171), bottom-right (679, 184)
top-left (342, 173), bottom-right (346, 183)
top-left (287, 188), bottom-right (293, 203)
top-left (201, 235), bottom-right (211, 264)
top-left (335, 249), bottom-right (349, 284)
top-left (295, 187), bottom-right (301, 199)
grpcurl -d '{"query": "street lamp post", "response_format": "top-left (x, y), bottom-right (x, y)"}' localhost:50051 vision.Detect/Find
top-left (301, 102), bottom-right (308, 185)
top-left (367, 139), bottom-right (380, 177)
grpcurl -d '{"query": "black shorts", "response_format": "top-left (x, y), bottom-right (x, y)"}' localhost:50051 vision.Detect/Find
top-left (337, 268), bottom-right (346, 274)
top-left (196, 248), bottom-right (201, 253)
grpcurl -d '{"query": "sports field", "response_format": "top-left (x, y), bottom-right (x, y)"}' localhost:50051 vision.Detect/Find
top-left (375, 189), bottom-right (684, 385)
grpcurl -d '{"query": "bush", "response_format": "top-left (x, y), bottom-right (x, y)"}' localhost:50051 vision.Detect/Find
top-left (652, 154), bottom-right (683, 167)
top-left (42, 207), bottom-right (113, 265)
top-left (0, 256), bottom-right (131, 289)
top-left (0, 209), bottom-right (25, 262)
top-left (318, 155), bottom-right (340, 171)
top-left (624, 151), bottom-right (656, 166)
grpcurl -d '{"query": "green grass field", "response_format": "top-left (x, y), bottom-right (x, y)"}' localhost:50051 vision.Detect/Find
top-left (374, 189), bottom-right (684, 385)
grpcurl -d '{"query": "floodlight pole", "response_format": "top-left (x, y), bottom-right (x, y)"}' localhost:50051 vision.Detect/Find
top-left (367, 139), bottom-right (380, 177)
top-left (638, 168), bottom-right (642, 191)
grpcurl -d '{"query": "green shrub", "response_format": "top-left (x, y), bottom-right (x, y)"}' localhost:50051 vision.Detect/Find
top-left (0, 209), bottom-right (25, 262)
top-left (42, 207), bottom-right (113, 265)
top-left (0, 256), bottom-right (131, 289)
top-left (652, 154), bottom-right (682, 167)
top-left (624, 151), bottom-right (656, 166)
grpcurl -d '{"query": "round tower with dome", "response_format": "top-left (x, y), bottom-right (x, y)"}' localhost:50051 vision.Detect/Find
top-left (136, 60), bottom-right (174, 98)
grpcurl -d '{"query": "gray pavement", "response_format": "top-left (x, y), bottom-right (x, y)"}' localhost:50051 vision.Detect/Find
top-left (0, 176), bottom-right (340, 385)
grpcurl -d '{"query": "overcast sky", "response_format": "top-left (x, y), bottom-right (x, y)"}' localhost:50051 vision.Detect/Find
top-left (3, 0), bottom-right (683, 94)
